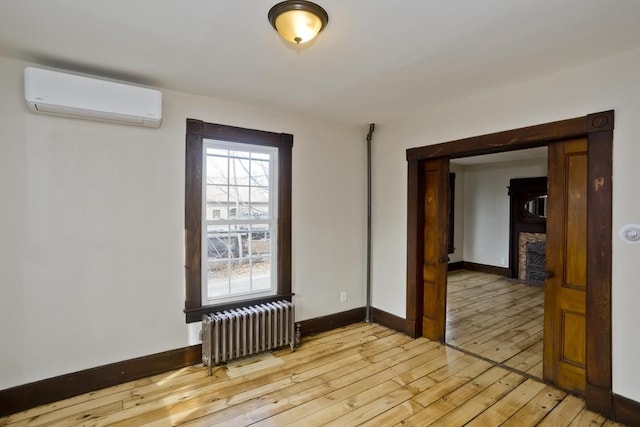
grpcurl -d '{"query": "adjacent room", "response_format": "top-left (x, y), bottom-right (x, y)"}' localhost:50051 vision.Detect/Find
top-left (445, 148), bottom-right (548, 381)
top-left (1, 0), bottom-right (639, 425)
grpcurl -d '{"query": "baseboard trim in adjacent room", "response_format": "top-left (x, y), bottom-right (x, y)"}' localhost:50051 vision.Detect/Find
top-left (462, 261), bottom-right (509, 276)
top-left (448, 261), bottom-right (464, 271)
top-left (0, 344), bottom-right (202, 417)
top-left (298, 307), bottom-right (366, 336)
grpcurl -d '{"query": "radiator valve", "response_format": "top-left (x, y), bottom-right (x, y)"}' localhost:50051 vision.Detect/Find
top-left (295, 322), bottom-right (302, 348)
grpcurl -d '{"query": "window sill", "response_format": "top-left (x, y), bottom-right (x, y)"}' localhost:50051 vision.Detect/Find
top-left (184, 293), bottom-right (294, 323)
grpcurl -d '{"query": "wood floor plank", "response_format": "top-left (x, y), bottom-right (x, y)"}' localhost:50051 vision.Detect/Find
top-left (466, 378), bottom-right (546, 426)
top-left (323, 388), bottom-right (418, 427)
top-left (500, 385), bottom-right (566, 427)
top-left (286, 380), bottom-right (402, 427)
top-left (149, 337), bottom-right (440, 426)
top-left (256, 342), bottom-right (444, 427)
top-left (426, 371), bottom-right (525, 427)
top-left (357, 399), bottom-right (425, 427)
top-left (527, 360), bottom-right (543, 378)
top-left (400, 366), bottom-right (513, 426)
top-left (176, 351), bottom-right (383, 426)
top-left (504, 340), bottom-right (543, 372)
top-left (568, 408), bottom-right (607, 426)
top-left (0, 322), bottom-right (623, 427)
top-left (446, 270), bottom-right (544, 381)
top-left (412, 358), bottom-right (494, 408)
top-left (537, 394), bottom-right (586, 426)
top-left (110, 338), bottom-right (403, 425)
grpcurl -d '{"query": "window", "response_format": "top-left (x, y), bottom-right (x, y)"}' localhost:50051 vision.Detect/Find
top-left (184, 119), bottom-right (292, 323)
top-left (203, 141), bottom-right (276, 302)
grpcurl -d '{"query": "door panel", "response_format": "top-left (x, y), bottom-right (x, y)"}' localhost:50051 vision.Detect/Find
top-left (422, 159), bottom-right (449, 340)
top-left (544, 138), bottom-right (588, 395)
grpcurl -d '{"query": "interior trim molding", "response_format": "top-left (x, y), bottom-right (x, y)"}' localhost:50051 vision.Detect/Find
top-left (447, 261), bottom-right (464, 271)
top-left (5, 301), bottom-right (629, 421)
top-left (0, 345), bottom-right (202, 417)
top-left (1, 307), bottom-right (371, 417)
top-left (461, 261), bottom-right (509, 276)
top-left (405, 110), bottom-right (614, 417)
top-left (370, 306), bottom-right (408, 334)
top-left (298, 307), bottom-right (366, 336)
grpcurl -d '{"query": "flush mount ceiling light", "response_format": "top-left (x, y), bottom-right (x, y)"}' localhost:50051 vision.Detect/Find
top-left (268, 0), bottom-right (329, 45)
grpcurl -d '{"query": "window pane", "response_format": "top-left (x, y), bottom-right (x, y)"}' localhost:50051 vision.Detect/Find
top-left (251, 159), bottom-right (270, 186)
top-left (199, 137), bottom-right (280, 305)
top-left (249, 187), bottom-right (269, 218)
top-left (206, 224), bottom-right (273, 299)
top-left (205, 146), bottom-right (229, 157)
top-left (206, 185), bottom-right (228, 220)
top-left (229, 257), bottom-right (252, 295)
top-left (207, 260), bottom-right (230, 298)
top-left (206, 155), bottom-right (228, 185)
top-left (206, 224), bottom-right (234, 259)
top-left (228, 186), bottom-right (250, 218)
top-left (248, 225), bottom-right (271, 255)
top-left (229, 158), bottom-right (250, 186)
top-left (251, 256), bottom-right (271, 291)
top-left (229, 150), bottom-right (251, 159)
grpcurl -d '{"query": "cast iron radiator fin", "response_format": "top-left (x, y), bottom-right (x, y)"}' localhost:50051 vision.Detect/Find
top-left (201, 300), bottom-right (295, 375)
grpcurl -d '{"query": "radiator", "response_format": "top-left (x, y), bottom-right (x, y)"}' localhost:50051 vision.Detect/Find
top-left (201, 300), bottom-right (296, 375)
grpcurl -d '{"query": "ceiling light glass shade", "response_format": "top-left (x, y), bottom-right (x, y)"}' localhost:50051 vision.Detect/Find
top-left (268, 1), bottom-right (329, 44)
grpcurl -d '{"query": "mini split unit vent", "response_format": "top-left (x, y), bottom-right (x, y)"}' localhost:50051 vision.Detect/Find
top-left (24, 67), bottom-right (162, 128)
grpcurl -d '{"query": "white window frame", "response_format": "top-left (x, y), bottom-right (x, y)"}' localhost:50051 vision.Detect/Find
top-left (201, 139), bottom-right (279, 305)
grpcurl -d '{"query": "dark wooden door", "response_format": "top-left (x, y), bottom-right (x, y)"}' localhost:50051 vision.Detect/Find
top-left (544, 137), bottom-right (588, 395)
top-left (422, 158), bottom-right (449, 341)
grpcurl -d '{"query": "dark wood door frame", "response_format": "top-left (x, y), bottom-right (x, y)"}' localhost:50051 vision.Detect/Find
top-left (405, 110), bottom-right (614, 417)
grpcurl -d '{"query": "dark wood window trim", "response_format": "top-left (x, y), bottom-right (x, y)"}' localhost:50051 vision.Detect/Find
top-left (405, 110), bottom-right (614, 418)
top-left (184, 119), bottom-right (293, 323)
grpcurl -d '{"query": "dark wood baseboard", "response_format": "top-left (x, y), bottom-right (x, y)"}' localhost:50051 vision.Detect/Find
top-left (585, 383), bottom-right (613, 419)
top-left (0, 344), bottom-right (202, 417)
top-left (448, 261), bottom-right (464, 271)
top-left (3, 305), bottom-right (635, 425)
top-left (1, 307), bottom-right (370, 418)
top-left (613, 393), bottom-right (640, 427)
top-left (298, 307), bottom-right (366, 336)
top-left (370, 307), bottom-right (407, 334)
top-left (462, 261), bottom-right (509, 276)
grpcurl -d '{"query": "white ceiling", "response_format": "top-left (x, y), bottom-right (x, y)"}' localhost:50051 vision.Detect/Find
top-left (0, 0), bottom-right (639, 126)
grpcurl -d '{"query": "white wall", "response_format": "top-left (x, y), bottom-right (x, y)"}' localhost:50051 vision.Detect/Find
top-left (0, 56), bottom-right (367, 389)
top-left (462, 159), bottom-right (547, 267)
top-left (371, 48), bottom-right (640, 401)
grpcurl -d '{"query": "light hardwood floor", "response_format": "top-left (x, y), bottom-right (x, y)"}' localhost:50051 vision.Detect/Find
top-left (446, 270), bottom-right (544, 381)
top-left (0, 322), bottom-right (624, 426)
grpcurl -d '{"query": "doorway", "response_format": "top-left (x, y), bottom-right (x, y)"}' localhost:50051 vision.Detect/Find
top-left (405, 111), bottom-right (613, 415)
top-left (445, 149), bottom-right (548, 382)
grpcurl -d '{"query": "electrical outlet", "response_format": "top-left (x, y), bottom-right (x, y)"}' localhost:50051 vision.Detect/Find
top-left (340, 291), bottom-right (347, 303)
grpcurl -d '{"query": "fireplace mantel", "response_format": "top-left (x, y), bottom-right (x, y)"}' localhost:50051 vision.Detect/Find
top-left (508, 177), bottom-right (547, 281)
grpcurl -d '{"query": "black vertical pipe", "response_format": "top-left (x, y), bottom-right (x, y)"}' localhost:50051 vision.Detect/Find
top-left (365, 123), bottom-right (375, 322)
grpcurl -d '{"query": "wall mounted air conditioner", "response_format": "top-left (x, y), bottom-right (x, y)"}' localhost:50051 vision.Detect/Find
top-left (24, 67), bottom-right (162, 128)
